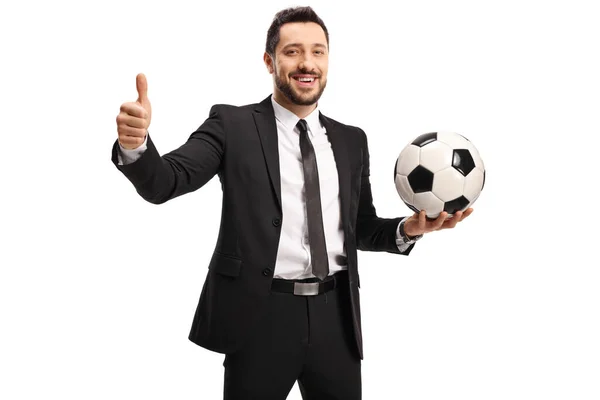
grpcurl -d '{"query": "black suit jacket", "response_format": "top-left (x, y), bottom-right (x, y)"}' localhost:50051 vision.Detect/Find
top-left (111, 95), bottom-right (413, 359)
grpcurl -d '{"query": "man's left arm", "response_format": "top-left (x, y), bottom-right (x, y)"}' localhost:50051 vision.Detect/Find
top-left (355, 128), bottom-right (415, 255)
top-left (354, 128), bottom-right (473, 254)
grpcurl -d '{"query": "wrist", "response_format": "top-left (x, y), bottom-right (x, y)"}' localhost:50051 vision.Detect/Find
top-left (399, 218), bottom-right (422, 244)
top-left (402, 221), bottom-right (418, 238)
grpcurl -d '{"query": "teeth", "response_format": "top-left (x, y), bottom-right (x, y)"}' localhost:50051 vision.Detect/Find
top-left (298, 77), bottom-right (314, 82)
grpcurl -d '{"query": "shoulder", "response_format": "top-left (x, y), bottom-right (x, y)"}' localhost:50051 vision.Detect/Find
top-left (192, 100), bottom-right (263, 137)
top-left (202, 101), bottom-right (265, 132)
top-left (320, 114), bottom-right (367, 142)
top-left (208, 101), bottom-right (260, 116)
top-left (208, 95), bottom-right (271, 116)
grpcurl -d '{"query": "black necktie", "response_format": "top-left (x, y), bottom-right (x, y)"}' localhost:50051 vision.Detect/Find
top-left (297, 119), bottom-right (329, 281)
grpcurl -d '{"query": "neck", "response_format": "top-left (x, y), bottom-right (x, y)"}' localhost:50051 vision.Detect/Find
top-left (272, 90), bottom-right (317, 119)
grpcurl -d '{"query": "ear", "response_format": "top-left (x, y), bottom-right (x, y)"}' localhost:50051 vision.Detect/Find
top-left (263, 52), bottom-right (274, 74)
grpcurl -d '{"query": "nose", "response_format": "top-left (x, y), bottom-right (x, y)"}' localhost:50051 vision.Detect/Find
top-left (298, 53), bottom-right (317, 72)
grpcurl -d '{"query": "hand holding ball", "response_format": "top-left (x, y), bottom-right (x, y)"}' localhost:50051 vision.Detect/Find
top-left (394, 132), bottom-right (485, 219)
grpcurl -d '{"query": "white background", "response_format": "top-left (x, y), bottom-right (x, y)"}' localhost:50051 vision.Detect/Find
top-left (1, 0), bottom-right (599, 399)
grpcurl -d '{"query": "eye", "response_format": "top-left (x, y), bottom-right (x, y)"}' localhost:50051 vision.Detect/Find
top-left (286, 49), bottom-right (299, 55)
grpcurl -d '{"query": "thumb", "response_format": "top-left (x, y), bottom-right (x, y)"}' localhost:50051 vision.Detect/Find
top-left (136, 73), bottom-right (149, 106)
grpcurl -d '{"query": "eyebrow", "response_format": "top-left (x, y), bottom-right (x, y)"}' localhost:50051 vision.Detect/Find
top-left (281, 43), bottom-right (328, 50)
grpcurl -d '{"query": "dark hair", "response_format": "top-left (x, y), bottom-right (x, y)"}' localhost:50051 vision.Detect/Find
top-left (265, 6), bottom-right (329, 57)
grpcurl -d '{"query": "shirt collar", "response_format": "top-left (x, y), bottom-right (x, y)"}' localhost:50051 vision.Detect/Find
top-left (271, 95), bottom-right (322, 136)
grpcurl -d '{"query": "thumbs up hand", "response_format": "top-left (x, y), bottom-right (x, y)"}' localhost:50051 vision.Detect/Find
top-left (117, 73), bottom-right (152, 150)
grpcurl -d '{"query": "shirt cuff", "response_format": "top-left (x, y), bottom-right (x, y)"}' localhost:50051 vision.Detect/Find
top-left (117, 134), bottom-right (148, 165)
top-left (395, 217), bottom-right (413, 253)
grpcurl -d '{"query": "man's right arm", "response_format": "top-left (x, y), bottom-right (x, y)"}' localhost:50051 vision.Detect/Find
top-left (112, 73), bottom-right (225, 204)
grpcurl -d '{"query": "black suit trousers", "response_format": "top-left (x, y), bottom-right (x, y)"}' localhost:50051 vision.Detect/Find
top-left (222, 270), bottom-right (361, 400)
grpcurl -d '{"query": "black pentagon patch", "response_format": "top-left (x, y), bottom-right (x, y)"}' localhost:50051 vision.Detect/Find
top-left (407, 165), bottom-right (434, 193)
top-left (452, 149), bottom-right (475, 176)
top-left (412, 132), bottom-right (437, 147)
top-left (444, 196), bottom-right (470, 214)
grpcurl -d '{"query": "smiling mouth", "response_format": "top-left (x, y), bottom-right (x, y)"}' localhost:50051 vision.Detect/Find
top-left (292, 75), bottom-right (319, 87)
top-left (292, 74), bottom-right (319, 82)
top-left (293, 76), bottom-right (316, 82)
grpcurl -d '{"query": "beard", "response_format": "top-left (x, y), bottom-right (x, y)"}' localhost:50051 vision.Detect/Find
top-left (275, 70), bottom-right (327, 106)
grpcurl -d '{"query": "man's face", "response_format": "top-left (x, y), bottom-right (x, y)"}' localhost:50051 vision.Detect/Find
top-left (266, 22), bottom-right (329, 106)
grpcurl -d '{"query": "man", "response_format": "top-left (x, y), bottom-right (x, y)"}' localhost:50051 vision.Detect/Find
top-left (112, 6), bottom-right (472, 400)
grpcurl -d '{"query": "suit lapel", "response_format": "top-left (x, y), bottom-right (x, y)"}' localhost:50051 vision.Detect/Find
top-left (320, 113), bottom-right (351, 232)
top-left (253, 96), bottom-right (282, 210)
top-left (251, 97), bottom-right (352, 225)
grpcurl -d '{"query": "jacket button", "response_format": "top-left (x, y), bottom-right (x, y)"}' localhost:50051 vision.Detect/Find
top-left (262, 268), bottom-right (272, 276)
top-left (272, 218), bottom-right (281, 227)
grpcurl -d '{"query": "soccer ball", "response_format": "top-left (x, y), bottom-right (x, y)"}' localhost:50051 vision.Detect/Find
top-left (394, 131), bottom-right (485, 219)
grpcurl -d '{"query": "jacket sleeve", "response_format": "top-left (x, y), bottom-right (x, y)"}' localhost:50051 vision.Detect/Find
top-left (355, 128), bottom-right (414, 255)
top-left (111, 105), bottom-right (225, 204)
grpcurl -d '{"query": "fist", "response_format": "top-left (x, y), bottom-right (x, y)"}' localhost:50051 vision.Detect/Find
top-left (116, 73), bottom-right (152, 150)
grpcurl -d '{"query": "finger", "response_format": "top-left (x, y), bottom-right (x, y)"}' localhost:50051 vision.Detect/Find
top-left (136, 73), bottom-right (149, 105)
top-left (419, 210), bottom-right (426, 231)
top-left (116, 113), bottom-right (147, 129)
top-left (445, 211), bottom-right (462, 228)
top-left (406, 211), bottom-right (419, 227)
top-left (120, 102), bottom-right (148, 119)
top-left (461, 208), bottom-right (474, 220)
top-left (118, 125), bottom-right (146, 138)
top-left (118, 134), bottom-right (146, 148)
top-left (433, 212), bottom-right (447, 230)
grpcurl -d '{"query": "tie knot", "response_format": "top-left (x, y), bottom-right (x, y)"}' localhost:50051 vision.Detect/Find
top-left (296, 119), bottom-right (309, 135)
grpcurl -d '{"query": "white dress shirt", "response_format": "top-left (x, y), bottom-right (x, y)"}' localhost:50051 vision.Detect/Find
top-left (270, 97), bottom-right (347, 279)
top-left (117, 96), bottom-right (413, 280)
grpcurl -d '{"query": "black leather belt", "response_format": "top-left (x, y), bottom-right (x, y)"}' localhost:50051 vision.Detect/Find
top-left (271, 270), bottom-right (348, 296)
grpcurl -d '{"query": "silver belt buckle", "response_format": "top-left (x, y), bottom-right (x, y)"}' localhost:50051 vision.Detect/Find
top-left (293, 282), bottom-right (320, 296)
